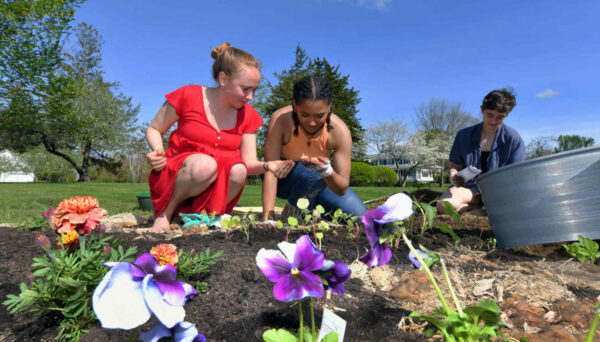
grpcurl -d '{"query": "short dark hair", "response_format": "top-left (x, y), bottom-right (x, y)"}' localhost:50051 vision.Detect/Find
top-left (482, 88), bottom-right (516, 113)
top-left (291, 75), bottom-right (333, 135)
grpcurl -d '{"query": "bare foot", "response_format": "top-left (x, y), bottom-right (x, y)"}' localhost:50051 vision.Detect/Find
top-left (149, 214), bottom-right (170, 233)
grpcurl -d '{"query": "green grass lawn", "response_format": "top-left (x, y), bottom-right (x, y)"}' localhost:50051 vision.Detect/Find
top-left (0, 183), bottom-right (444, 224)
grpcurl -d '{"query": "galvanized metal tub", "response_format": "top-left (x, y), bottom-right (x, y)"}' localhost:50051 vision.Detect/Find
top-left (476, 146), bottom-right (600, 247)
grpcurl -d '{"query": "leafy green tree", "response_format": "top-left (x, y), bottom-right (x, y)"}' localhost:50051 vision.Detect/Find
top-left (20, 146), bottom-right (77, 182)
top-left (0, 0), bottom-right (84, 100)
top-left (554, 134), bottom-right (595, 153)
top-left (1, 21), bottom-right (139, 181)
top-left (259, 45), bottom-right (364, 145)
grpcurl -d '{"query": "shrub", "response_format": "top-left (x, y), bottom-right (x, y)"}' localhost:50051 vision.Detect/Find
top-left (404, 181), bottom-right (434, 188)
top-left (374, 166), bottom-right (398, 187)
top-left (350, 161), bottom-right (376, 186)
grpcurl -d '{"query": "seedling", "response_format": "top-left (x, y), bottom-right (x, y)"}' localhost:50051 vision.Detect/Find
top-left (564, 235), bottom-right (600, 264)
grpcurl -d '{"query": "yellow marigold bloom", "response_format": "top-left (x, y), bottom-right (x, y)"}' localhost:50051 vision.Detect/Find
top-left (58, 231), bottom-right (80, 251)
top-left (150, 243), bottom-right (179, 267)
top-left (52, 196), bottom-right (107, 235)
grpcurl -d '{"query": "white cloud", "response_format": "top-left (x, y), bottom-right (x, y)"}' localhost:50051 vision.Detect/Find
top-left (333, 0), bottom-right (392, 12)
top-left (535, 89), bottom-right (560, 99)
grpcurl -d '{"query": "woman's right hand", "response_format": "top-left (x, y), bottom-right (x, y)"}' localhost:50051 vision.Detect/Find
top-left (450, 171), bottom-right (464, 187)
top-left (265, 160), bottom-right (294, 179)
top-left (146, 148), bottom-right (167, 172)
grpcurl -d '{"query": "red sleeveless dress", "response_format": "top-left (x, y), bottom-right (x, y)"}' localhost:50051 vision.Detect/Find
top-left (149, 85), bottom-right (263, 216)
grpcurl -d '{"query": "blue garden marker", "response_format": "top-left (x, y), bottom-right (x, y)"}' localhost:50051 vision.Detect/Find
top-left (179, 213), bottom-right (220, 228)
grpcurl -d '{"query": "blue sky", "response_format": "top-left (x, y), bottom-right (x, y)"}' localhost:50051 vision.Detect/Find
top-left (73, 0), bottom-right (600, 146)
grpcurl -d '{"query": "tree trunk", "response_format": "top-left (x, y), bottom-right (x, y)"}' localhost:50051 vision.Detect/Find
top-left (402, 163), bottom-right (419, 187)
top-left (439, 159), bottom-right (444, 187)
top-left (79, 144), bottom-right (91, 182)
top-left (40, 133), bottom-right (86, 181)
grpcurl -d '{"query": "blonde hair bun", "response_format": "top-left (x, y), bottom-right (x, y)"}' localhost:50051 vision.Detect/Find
top-left (211, 42), bottom-right (232, 59)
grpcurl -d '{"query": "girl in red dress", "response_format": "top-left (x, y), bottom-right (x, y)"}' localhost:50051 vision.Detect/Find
top-left (146, 43), bottom-right (293, 232)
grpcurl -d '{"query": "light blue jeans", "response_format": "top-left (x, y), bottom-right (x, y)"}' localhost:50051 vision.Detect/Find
top-left (276, 162), bottom-right (367, 218)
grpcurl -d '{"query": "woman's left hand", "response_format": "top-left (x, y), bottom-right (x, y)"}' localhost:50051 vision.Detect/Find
top-left (301, 157), bottom-right (333, 177)
top-left (265, 160), bottom-right (295, 179)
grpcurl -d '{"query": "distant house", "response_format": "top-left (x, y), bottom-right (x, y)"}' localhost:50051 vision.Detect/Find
top-left (368, 154), bottom-right (434, 182)
top-left (0, 150), bottom-right (35, 183)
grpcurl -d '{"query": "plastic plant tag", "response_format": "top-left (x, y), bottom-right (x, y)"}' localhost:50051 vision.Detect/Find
top-left (317, 308), bottom-right (346, 342)
top-left (456, 165), bottom-right (481, 182)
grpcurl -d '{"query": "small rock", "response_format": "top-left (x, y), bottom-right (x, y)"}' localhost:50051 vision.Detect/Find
top-left (241, 269), bottom-right (260, 282)
top-left (390, 270), bottom-right (433, 303)
top-left (102, 213), bottom-right (143, 232)
top-left (368, 265), bottom-right (397, 288)
top-left (544, 310), bottom-right (560, 324)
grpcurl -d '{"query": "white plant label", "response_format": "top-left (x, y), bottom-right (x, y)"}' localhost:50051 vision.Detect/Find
top-left (317, 308), bottom-right (346, 341)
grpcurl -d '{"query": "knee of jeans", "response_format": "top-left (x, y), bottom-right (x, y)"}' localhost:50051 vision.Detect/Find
top-left (345, 198), bottom-right (367, 217)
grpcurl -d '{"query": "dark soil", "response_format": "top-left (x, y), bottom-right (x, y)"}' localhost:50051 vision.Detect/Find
top-left (1, 226), bottom-right (426, 342)
top-left (1, 189), bottom-right (599, 341)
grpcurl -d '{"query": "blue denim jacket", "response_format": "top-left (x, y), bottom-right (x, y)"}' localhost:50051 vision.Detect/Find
top-left (449, 122), bottom-right (526, 187)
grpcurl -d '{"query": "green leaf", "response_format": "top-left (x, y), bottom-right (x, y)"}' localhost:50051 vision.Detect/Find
top-left (288, 217), bottom-right (299, 227)
top-left (437, 223), bottom-right (460, 246)
top-left (220, 217), bottom-right (231, 229)
top-left (57, 277), bottom-right (84, 288)
top-left (316, 205), bottom-right (325, 214)
top-left (421, 202), bottom-right (437, 229)
top-left (276, 220), bottom-right (284, 229)
top-left (297, 198), bottom-right (309, 210)
top-left (320, 332), bottom-right (339, 342)
top-left (263, 328), bottom-right (299, 342)
top-left (442, 201), bottom-right (461, 226)
top-left (319, 221), bottom-right (330, 232)
top-left (300, 326), bottom-right (313, 342)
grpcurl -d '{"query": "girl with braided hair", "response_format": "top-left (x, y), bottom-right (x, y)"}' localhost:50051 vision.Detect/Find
top-left (146, 43), bottom-right (293, 232)
top-left (262, 75), bottom-right (367, 221)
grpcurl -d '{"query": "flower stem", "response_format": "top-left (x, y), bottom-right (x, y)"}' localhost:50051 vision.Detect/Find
top-left (128, 327), bottom-right (138, 342)
top-left (586, 311), bottom-right (599, 342)
top-left (440, 258), bottom-right (464, 316)
top-left (401, 232), bottom-right (451, 315)
top-left (310, 297), bottom-right (317, 341)
top-left (298, 301), bottom-right (304, 342)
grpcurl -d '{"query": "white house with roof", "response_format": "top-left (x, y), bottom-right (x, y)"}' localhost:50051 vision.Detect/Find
top-left (369, 154), bottom-right (434, 182)
top-left (0, 150), bottom-right (35, 183)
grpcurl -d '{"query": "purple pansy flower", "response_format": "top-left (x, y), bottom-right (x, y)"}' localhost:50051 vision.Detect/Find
top-left (360, 193), bottom-right (414, 267)
top-left (92, 253), bottom-right (197, 330)
top-left (139, 321), bottom-right (206, 342)
top-left (318, 260), bottom-right (351, 295)
top-left (256, 235), bottom-right (325, 302)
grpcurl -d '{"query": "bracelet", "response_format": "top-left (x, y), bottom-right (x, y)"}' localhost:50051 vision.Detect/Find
top-left (263, 162), bottom-right (269, 171)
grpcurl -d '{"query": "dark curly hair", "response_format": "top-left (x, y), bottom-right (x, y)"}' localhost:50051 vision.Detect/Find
top-left (292, 75), bottom-right (333, 135)
top-left (482, 88), bottom-right (517, 114)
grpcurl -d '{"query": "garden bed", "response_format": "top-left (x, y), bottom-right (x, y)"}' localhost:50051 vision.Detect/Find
top-left (1, 199), bottom-right (599, 341)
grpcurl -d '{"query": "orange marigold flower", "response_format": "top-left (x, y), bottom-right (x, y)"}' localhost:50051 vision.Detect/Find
top-left (150, 243), bottom-right (179, 267)
top-left (52, 196), bottom-right (108, 235)
top-left (57, 230), bottom-right (80, 251)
